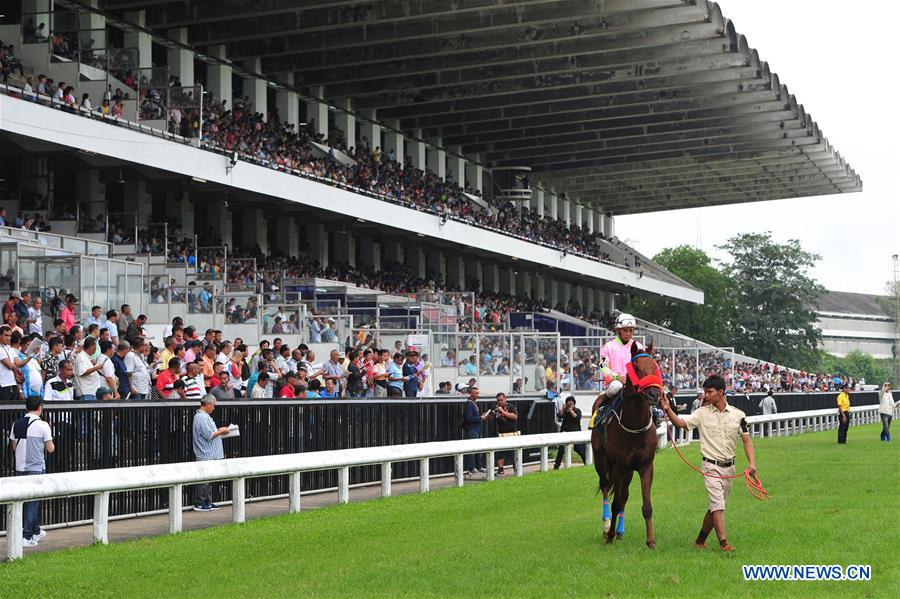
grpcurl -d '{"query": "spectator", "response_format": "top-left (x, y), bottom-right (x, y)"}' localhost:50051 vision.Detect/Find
top-left (118, 304), bottom-right (133, 338)
top-left (26, 297), bottom-right (42, 336)
top-left (43, 359), bottom-right (75, 402)
top-left (836, 384), bottom-right (851, 444)
top-left (181, 362), bottom-right (205, 400)
top-left (491, 392), bottom-right (518, 476)
top-left (40, 337), bottom-right (64, 382)
top-left (125, 314), bottom-right (147, 346)
top-left (97, 341), bottom-right (120, 400)
top-left (210, 370), bottom-right (236, 400)
top-left (462, 385), bottom-right (489, 476)
top-left (554, 396), bottom-right (586, 470)
top-left (125, 339), bottom-right (151, 400)
top-left (322, 349), bottom-right (344, 396)
top-left (759, 390), bottom-right (778, 416)
top-left (191, 395), bottom-right (231, 512)
top-left (0, 325), bottom-right (33, 401)
top-left (386, 352), bottom-right (406, 398)
top-left (250, 371), bottom-right (271, 399)
top-left (402, 350), bottom-right (421, 398)
top-left (879, 382), bottom-right (898, 442)
top-left (319, 377), bottom-right (338, 398)
top-left (345, 350), bottom-right (365, 398)
top-left (156, 358), bottom-right (181, 396)
top-left (9, 395), bottom-right (55, 547)
top-left (73, 337), bottom-right (104, 401)
top-left (59, 294), bottom-right (77, 331)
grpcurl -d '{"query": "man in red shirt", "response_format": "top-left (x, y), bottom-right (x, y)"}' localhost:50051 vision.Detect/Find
top-left (279, 372), bottom-right (300, 398)
top-left (156, 358), bottom-right (180, 395)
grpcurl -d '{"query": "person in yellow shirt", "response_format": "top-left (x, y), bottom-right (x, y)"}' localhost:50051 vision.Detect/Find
top-left (836, 384), bottom-right (851, 444)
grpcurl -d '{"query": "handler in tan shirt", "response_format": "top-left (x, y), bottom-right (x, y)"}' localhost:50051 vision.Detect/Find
top-left (662, 374), bottom-right (757, 552)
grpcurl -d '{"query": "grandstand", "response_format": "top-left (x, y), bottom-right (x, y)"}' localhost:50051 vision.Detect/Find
top-left (0, 0), bottom-right (861, 392)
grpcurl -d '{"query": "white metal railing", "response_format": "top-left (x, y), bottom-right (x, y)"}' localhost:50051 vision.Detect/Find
top-left (1, 405), bottom-right (891, 560)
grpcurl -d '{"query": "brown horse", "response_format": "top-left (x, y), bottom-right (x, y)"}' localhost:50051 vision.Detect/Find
top-left (591, 342), bottom-right (663, 548)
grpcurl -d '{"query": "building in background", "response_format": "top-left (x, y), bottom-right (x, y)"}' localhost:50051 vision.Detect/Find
top-left (815, 291), bottom-right (896, 359)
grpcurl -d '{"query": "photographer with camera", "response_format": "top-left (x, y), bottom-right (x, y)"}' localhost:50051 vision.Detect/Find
top-left (554, 396), bottom-right (586, 469)
top-left (490, 392), bottom-right (518, 476)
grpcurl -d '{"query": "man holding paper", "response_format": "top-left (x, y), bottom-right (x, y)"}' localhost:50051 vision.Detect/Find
top-left (192, 394), bottom-right (232, 512)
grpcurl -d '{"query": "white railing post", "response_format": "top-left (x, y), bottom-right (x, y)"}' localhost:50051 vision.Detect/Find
top-left (6, 501), bottom-right (23, 560)
top-left (93, 491), bottom-right (110, 544)
top-left (514, 448), bottom-right (523, 477)
top-left (338, 466), bottom-right (350, 504)
top-left (168, 484), bottom-right (183, 533)
top-left (289, 472), bottom-right (302, 513)
top-left (419, 458), bottom-right (430, 493)
top-left (486, 451), bottom-right (496, 481)
top-left (381, 462), bottom-right (392, 497)
top-left (584, 443), bottom-right (593, 465)
top-left (454, 454), bottom-right (464, 487)
top-left (564, 444), bottom-right (572, 468)
top-left (540, 446), bottom-right (549, 471)
top-left (232, 478), bottom-right (246, 523)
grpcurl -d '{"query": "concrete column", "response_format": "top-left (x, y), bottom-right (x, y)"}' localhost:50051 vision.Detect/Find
top-left (304, 223), bottom-right (328, 267)
top-left (239, 208), bottom-right (267, 253)
top-left (383, 239), bottom-right (403, 264)
top-left (584, 208), bottom-right (594, 234)
top-left (333, 232), bottom-right (355, 267)
top-left (548, 278), bottom-right (560, 308)
top-left (207, 45), bottom-right (233, 105)
top-left (207, 200), bottom-right (233, 247)
top-left (446, 255), bottom-right (465, 289)
top-left (573, 204), bottom-right (584, 231)
top-left (80, 1), bottom-right (106, 54)
top-left (276, 75), bottom-right (300, 132)
top-left (409, 130), bottom-right (426, 171)
top-left (335, 98), bottom-right (356, 151)
top-left (446, 146), bottom-right (466, 187)
top-left (359, 109), bottom-right (381, 155)
top-left (124, 11), bottom-right (152, 69)
top-left (584, 286), bottom-right (596, 314)
top-left (465, 157), bottom-right (483, 192)
top-left (122, 180), bottom-right (151, 224)
top-left (274, 216), bottom-right (299, 257)
top-left (426, 251), bottom-right (446, 284)
top-left (533, 276), bottom-right (546, 305)
top-left (383, 119), bottom-right (404, 163)
top-left (532, 188), bottom-right (545, 217)
top-left (548, 192), bottom-right (558, 223)
top-left (559, 197), bottom-right (571, 227)
top-left (305, 85), bottom-right (328, 138)
top-left (405, 245), bottom-right (426, 278)
top-left (561, 282), bottom-right (572, 309)
top-left (167, 28), bottom-right (194, 85)
top-left (77, 170), bottom-right (105, 220)
top-left (483, 263), bottom-right (500, 294)
top-left (593, 210), bottom-right (604, 237)
top-left (500, 267), bottom-right (516, 294)
top-left (466, 259), bottom-right (483, 292)
top-left (359, 236), bottom-right (382, 271)
top-left (427, 137), bottom-right (446, 180)
top-left (604, 214), bottom-right (615, 238)
top-left (242, 58), bottom-right (267, 121)
top-left (593, 289), bottom-right (604, 315)
top-left (518, 271), bottom-right (532, 298)
top-left (166, 191), bottom-right (194, 238)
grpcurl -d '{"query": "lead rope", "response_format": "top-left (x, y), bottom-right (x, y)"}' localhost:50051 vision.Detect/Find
top-left (663, 412), bottom-right (770, 501)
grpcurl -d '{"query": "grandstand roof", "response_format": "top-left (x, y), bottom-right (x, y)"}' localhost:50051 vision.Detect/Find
top-left (816, 291), bottom-right (893, 318)
top-left (97, 0), bottom-right (861, 215)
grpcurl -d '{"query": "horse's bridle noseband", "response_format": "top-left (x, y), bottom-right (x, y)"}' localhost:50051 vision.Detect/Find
top-left (625, 353), bottom-right (664, 400)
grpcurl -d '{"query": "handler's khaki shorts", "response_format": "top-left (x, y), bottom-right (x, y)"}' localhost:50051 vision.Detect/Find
top-left (702, 462), bottom-right (735, 512)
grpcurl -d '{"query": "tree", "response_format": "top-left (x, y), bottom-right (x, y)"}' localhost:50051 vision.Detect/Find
top-left (718, 232), bottom-right (825, 368)
top-left (819, 351), bottom-right (894, 386)
top-left (621, 245), bottom-right (733, 346)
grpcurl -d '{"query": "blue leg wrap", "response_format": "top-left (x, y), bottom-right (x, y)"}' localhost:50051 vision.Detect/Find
top-left (616, 512), bottom-right (625, 535)
top-left (602, 499), bottom-right (611, 521)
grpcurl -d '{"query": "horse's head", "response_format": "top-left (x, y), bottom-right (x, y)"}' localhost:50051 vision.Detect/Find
top-left (625, 341), bottom-right (664, 406)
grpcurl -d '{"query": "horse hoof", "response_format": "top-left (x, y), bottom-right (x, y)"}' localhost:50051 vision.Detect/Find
top-left (603, 519), bottom-right (611, 534)
top-left (646, 541), bottom-right (656, 550)
top-left (605, 535), bottom-right (615, 545)
top-left (616, 533), bottom-right (624, 540)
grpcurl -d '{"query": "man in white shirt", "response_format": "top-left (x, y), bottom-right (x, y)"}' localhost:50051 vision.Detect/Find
top-left (97, 340), bottom-right (120, 400)
top-left (26, 297), bottom-right (43, 336)
top-left (124, 340), bottom-right (151, 399)
top-left (85, 306), bottom-right (105, 328)
top-left (73, 337), bottom-right (104, 401)
top-left (44, 359), bottom-right (75, 401)
top-left (9, 395), bottom-right (55, 547)
top-left (0, 325), bottom-right (33, 402)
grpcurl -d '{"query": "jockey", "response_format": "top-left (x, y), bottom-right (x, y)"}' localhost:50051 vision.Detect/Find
top-left (590, 313), bottom-right (644, 428)
top-left (600, 313), bottom-right (644, 398)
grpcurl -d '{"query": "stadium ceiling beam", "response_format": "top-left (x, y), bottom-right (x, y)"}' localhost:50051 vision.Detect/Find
top-left (438, 104), bottom-right (794, 148)
top-left (256, 13), bottom-right (716, 76)
top-left (609, 188), bottom-right (850, 216)
top-left (298, 20), bottom-right (721, 89)
top-left (175, 0), bottom-right (693, 53)
top-left (322, 40), bottom-right (737, 101)
top-left (468, 116), bottom-right (806, 158)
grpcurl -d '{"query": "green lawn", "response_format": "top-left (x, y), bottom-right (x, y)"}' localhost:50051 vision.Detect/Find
top-left (1, 425), bottom-right (898, 598)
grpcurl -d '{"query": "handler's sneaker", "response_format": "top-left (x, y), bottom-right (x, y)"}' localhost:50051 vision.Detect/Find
top-left (193, 503), bottom-right (212, 512)
top-left (33, 529), bottom-right (47, 542)
top-left (22, 537), bottom-right (39, 547)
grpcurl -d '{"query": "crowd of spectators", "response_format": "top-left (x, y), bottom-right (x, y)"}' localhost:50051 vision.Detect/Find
top-left (0, 207), bottom-right (50, 232)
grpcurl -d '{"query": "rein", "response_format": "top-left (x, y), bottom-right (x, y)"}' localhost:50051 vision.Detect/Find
top-left (612, 353), bottom-right (663, 435)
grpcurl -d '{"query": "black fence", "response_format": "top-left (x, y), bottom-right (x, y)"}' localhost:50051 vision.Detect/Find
top-left (0, 397), bottom-right (555, 531)
top-left (720, 391), bottom-right (878, 417)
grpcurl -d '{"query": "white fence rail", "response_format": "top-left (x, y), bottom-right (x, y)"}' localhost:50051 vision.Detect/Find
top-left (1, 405), bottom-right (890, 560)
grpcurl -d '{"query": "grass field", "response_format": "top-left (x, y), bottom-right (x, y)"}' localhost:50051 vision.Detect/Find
top-left (1, 424), bottom-right (898, 598)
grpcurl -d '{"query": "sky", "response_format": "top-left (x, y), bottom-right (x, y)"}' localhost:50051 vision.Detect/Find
top-left (616, 0), bottom-right (900, 296)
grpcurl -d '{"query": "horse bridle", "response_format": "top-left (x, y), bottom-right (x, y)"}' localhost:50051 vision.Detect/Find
top-left (613, 353), bottom-right (664, 434)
